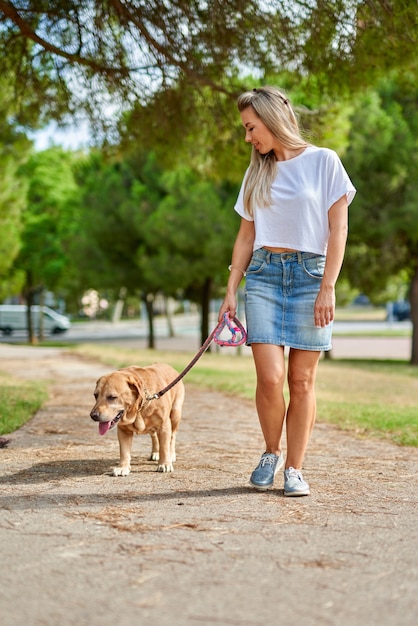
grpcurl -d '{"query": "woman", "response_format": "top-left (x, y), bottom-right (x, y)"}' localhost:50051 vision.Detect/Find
top-left (219, 86), bottom-right (356, 496)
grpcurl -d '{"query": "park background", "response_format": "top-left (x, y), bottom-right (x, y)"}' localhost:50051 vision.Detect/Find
top-left (1, 0), bottom-right (418, 362)
top-left (1, 6), bottom-right (418, 625)
top-left (0, 1), bottom-right (417, 449)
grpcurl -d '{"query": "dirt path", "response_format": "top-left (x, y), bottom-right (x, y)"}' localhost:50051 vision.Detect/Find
top-left (0, 345), bottom-right (417, 626)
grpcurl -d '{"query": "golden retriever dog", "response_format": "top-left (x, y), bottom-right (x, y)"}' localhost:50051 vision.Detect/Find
top-left (90, 364), bottom-right (185, 476)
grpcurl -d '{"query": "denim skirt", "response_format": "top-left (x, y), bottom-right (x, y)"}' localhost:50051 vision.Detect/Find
top-left (244, 248), bottom-right (332, 351)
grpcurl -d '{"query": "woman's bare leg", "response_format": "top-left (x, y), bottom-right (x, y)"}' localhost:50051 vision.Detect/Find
top-left (251, 344), bottom-right (286, 455)
top-left (285, 348), bottom-right (321, 469)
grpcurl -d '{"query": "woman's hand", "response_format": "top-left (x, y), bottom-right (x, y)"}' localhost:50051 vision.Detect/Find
top-left (218, 294), bottom-right (237, 323)
top-left (314, 285), bottom-right (335, 328)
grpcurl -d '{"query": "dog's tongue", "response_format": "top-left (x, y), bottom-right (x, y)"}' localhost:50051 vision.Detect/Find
top-left (99, 421), bottom-right (111, 436)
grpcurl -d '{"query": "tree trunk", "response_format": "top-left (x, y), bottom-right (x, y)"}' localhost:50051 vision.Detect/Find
top-left (26, 297), bottom-right (36, 345)
top-left (200, 277), bottom-right (212, 348)
top-left (38, 288), bottom-right (45, 342)
top-left (112, 287), bottom-right (127, 323)
top-left (24, 272), bottom-right (36, 345)
top-left (410, 263), bottom-right (418, 365)
top-left (164, 295), bottom-right (175, 338)
top-left (143, 293), bottom-right (155, 349)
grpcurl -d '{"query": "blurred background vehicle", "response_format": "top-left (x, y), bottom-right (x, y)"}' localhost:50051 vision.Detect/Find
top-left (0, 305), bottom-right (71, 336)
top-left (386, 300), bottom-right (411, 322)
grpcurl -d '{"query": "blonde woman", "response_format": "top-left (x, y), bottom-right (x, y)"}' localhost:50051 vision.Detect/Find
top-left (219, 86), bottom-right (356, 496)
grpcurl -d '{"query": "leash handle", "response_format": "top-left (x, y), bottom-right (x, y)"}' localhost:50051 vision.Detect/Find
top-left (214, 312), bottom-right (247, 347)
top-left (154, 313), bottom-right (247, 399)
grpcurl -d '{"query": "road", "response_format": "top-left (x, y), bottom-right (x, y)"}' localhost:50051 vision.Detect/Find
top-left (0, 314), bottom-right (413, 360)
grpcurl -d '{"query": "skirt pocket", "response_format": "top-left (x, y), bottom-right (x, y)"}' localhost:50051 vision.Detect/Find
top-left (245, 251), bottom-right (268, 275)
top-left (302, 255), bottom-right (326, 280)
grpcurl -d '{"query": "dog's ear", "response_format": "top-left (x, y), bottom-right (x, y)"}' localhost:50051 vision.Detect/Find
top-left (94, 375), bottom-right (107, 391)
top-left (124, 374), bottom-right (145, 415)
top-left (125, 374), bottom-right (143, 395)
top-left (92, 376), bottom-right (103, 397)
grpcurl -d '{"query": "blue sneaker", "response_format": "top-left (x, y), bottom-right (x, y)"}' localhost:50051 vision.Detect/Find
top-left (284, 467), bottom-right (310, 496)
top-left (249, 452), bottom-right (284, 490)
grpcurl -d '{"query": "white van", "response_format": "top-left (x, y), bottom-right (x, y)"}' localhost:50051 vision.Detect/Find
top-left (0, 304), bottom-right (71, 336)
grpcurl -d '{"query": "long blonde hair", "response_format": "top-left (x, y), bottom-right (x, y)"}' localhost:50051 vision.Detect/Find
top-left (237, 86), bottom-right (308, 216)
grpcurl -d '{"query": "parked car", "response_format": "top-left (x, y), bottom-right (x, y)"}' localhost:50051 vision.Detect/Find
top-left (386, 300), bottom-right (411, 322)
top-left (352, 294), bottom-right (370, 306)
top-left (0, 304), bottom-right (71, 335)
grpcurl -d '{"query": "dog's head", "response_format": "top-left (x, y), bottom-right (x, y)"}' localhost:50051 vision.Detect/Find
top-left (90, 370), bottom-right (145, 435)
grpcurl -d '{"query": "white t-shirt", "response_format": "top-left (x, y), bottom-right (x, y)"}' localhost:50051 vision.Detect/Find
top-left (234, 145), bottom-right (356, 255)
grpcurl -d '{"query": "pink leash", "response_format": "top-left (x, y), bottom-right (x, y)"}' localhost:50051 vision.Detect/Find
top-left (151, 313), bottom-right (247, 400)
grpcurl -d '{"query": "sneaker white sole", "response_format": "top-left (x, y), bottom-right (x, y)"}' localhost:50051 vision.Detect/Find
top-left (284, 488), bottom-right (310, 497)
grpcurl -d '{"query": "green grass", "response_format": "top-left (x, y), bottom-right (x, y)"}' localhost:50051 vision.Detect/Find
top-left (2, 341), bottom-right (416, 447)
top-left (0, 371), bottom-right (48, 436)
top-left (71, 344), bottom-right (418, 448)
top-left (315, 359), bottom-right (418, 446)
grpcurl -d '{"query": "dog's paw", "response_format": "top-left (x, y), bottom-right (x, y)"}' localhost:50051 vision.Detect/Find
top-left (149, 452), bottom-right (159, 461)
top-left (156, 463), bottom-right (173, 473)
top-left (112, 466), bottom-right (130, 477)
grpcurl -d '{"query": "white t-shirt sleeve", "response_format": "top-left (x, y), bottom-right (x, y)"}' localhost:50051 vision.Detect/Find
top-left (325, 149), bottom-right (356, 209)
top-left (234, 168), bottom-right (253, 221)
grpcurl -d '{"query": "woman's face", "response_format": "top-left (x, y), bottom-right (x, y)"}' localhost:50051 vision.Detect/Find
top-left (240, 106), bottom-right (274, 155)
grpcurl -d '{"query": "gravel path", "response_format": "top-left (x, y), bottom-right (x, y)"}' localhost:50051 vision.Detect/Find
top-left (0, 344), bottom-right (417, 626)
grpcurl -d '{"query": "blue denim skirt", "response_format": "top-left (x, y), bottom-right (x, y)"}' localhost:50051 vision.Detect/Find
top-left (244, 248), bottom-right (332, 351)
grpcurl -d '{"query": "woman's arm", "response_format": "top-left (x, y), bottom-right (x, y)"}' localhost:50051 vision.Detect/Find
top-left (218, 218), bottom-right (255, 321)
top-left (314, 195), bottom-right (348, 328)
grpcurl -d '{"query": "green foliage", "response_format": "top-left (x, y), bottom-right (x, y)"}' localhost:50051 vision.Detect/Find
top-left (343, 75), bottom-right (418, 295)
top-left (13, 147), bottom-right (81, 301)
top-left (71, 150), bottom-right (164, 296)
top-left (3, 3), bottom-right (418, 95)
top-left (119, 80), bottom-right (250, 182)
top-left (2, 0), bottom-right (418, 150)
top-left (352, 1), bottom-right (418, 87)
top-left (0, 81), bottom-right (32, 300)
top-left (0, 156), bottom-right (26, 296)
top-left (71, 149), bottom-right (239, 307)
top-left (139, 166), bottom-right (238, 292)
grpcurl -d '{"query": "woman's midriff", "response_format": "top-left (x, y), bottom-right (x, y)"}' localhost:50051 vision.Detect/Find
top-left (263, 246), bottom-right (298, 253)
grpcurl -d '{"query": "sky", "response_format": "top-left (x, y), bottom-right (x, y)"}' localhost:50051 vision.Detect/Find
top-left (30, 120), bottom-right (91, 151)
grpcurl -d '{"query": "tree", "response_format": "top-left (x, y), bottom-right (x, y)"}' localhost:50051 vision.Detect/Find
top-left (73, 149), bottom-right (239, 348)
top-left (0, 81), bottom-right (33, 301)
top-left (1, 1), bottom-right (417, 133)
top-left (140, 166), bottom-right (239, 345)
top-left (73, 153), bottom-right (150, 291)
top-left (118, 80), bottom-right (251, 180)
top-left (343, 75), bottom-right (418, 363)
top-left (72, 150), bottom-right (170, 346)
top-left (13, 147), bottom-right (80, 342)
